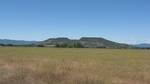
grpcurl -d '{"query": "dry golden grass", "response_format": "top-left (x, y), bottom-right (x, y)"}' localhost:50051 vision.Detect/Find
top-left (0, 47), bottom-right (150, 84)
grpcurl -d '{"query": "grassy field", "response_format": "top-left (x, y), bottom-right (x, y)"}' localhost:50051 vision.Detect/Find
top-left (0, 47), bottom-right (150, 84)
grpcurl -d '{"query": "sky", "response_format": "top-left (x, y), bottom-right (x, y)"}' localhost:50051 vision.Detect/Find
top-left (0, 0), bottom-right (150, 44)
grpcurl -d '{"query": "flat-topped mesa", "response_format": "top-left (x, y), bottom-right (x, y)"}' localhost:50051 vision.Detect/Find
top-left (45, 37), bottom-right (70, 41)
top-left (39, 37), bottom-right (131, 48)
top-left (80, 37), bottom-right (107, 41)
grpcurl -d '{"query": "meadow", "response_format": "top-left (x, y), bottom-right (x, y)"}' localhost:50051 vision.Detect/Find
top-left (0, 47), bottom-right (150, 84)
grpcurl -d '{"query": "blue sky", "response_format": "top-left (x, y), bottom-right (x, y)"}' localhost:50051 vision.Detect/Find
top-left (0, 0), bottom-right (150, 44)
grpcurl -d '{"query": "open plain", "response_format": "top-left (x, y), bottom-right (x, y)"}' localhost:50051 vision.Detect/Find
top-left (0, 47), bottom-right (150, 84)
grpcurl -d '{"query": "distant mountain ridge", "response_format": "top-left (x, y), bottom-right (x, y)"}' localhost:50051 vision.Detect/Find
top-left (0, 39), bottom-right (36, 45)
top-left (0, 37), bottom-right (149, 49)
top-left (39, 37), bottom-right (131, 48)
top-left (134, 43), bottom-right (150, 48)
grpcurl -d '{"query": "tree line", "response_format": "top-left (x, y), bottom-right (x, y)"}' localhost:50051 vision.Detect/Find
top-left (0, 43), bottom-right (150, 49)
top-left (55, 42), bottom-right (84, 48)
